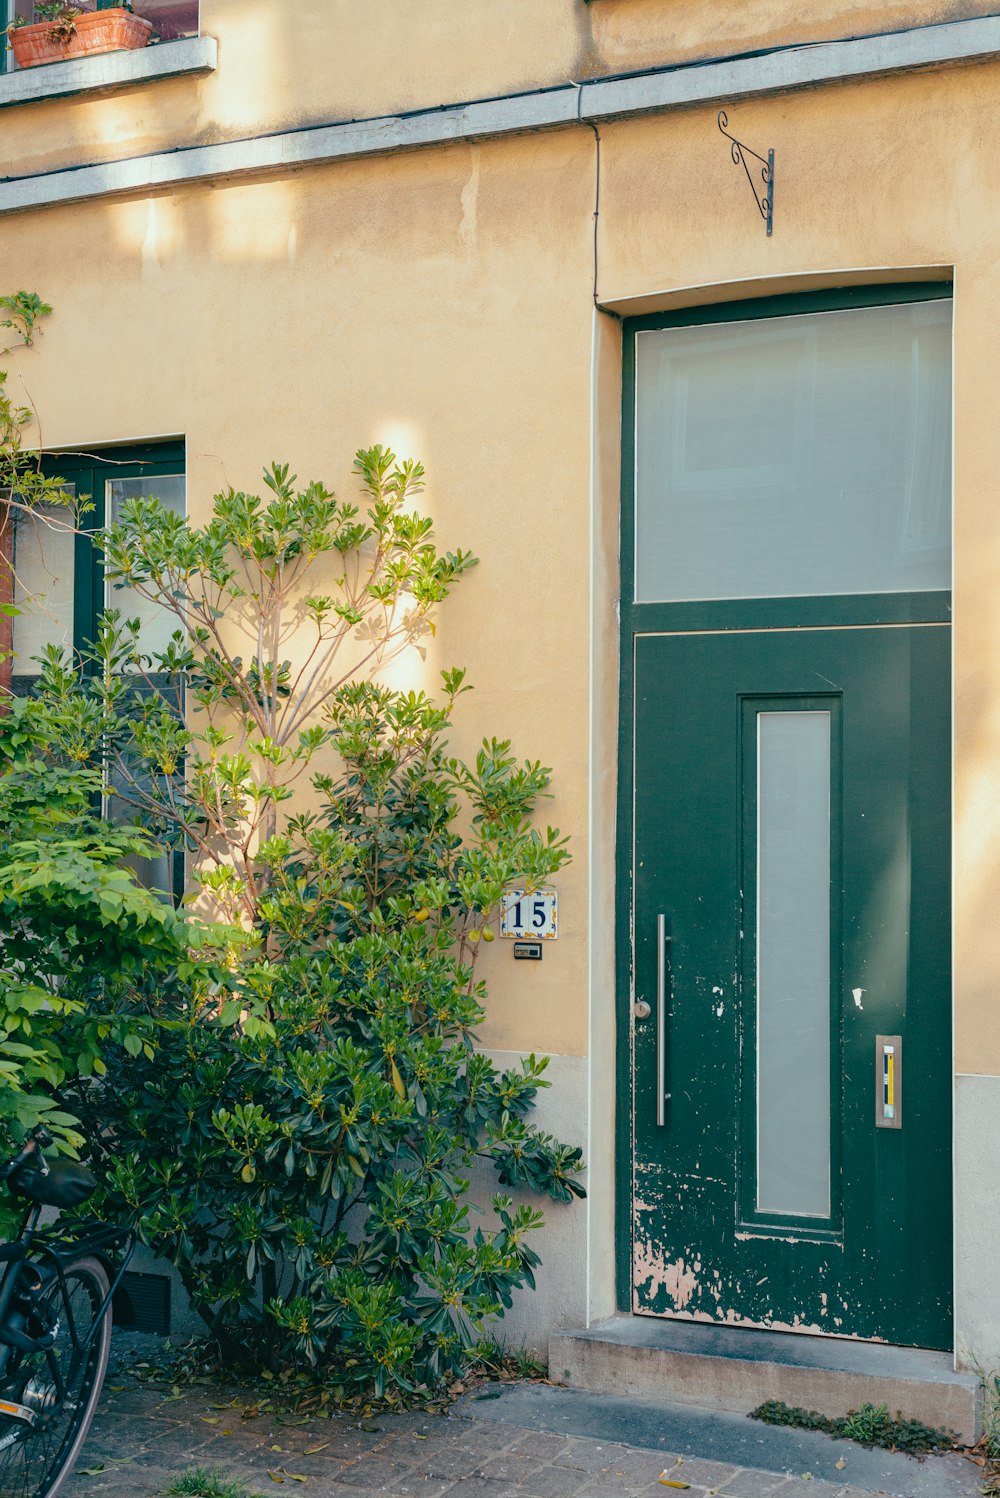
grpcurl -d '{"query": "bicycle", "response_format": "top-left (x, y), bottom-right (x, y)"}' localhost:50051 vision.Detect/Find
top-left (0, 1124), bottom-right (135, 1498)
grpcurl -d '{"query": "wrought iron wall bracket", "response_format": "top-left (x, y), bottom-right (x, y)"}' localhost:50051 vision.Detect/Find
top-left (718, 109), bottom-right (774, 236)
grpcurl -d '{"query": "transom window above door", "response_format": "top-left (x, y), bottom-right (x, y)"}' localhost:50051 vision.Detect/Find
top-left (633, 295), bottom-right (953, 604)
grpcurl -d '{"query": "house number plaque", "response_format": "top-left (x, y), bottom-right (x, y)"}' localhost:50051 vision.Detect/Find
top-left (500, 889), bottom-right (558, 940)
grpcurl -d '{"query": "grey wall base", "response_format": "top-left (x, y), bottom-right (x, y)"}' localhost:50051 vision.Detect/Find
top-left (550, 1315), bottom-right (982, 1444)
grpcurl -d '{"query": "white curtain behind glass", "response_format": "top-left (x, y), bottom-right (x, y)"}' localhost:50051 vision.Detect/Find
top-left (634, 299), bottom-right (952, 602)
top-left (11, 496), bottom-right (76, 671)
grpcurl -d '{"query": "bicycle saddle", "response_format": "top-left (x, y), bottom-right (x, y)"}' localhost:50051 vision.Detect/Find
top-left (11, 1159), bottom-right (99, 1208)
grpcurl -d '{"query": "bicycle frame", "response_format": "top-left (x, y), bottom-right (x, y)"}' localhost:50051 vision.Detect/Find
top-left (0, 1202), bottom-right (135, 1384)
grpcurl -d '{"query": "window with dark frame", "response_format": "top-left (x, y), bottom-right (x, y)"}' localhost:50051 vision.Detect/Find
top-left (3, 441), bottom-right (186, 904)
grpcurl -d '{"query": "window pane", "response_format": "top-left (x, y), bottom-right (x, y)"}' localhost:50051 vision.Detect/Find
top-left (635, 299), bottom-right (952, 602)
top-left (106, 474), bottom-right (185, 663)
top-left (133, 0), bottom-right (199, 41)
top-left (17, 1), bottom-right (199, 39)
top-left (756, 711), bottom-right (832, 1218)
top-left (105, 756), bottom-right (176, 902)
top-left (11, 495), bottom-right (75, 674)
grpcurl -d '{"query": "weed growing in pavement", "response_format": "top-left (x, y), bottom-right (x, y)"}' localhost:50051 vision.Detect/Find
top-left (165, 1471), bottom-right (264, 1498)
top-left (750, 1398), bottom-right (959, 1456)
top-left (469, 1337), bottom-right (547, 1382)
top-left (977, 1368), bottom-right (1000, 1458)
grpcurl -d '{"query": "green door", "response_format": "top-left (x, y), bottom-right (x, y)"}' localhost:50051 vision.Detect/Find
top-left (631, 624), bottom-right (952, 1348)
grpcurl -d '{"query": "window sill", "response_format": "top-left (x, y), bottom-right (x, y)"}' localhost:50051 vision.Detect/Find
top-left (0, 34), bottom-right (217, 109)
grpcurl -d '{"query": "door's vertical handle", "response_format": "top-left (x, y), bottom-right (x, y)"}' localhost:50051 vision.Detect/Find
top-left (657, 913), bottom-right (671, 1126)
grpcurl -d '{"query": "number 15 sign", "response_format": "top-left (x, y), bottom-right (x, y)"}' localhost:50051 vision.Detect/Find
top-left (500, 889), bottom-right (558, 940)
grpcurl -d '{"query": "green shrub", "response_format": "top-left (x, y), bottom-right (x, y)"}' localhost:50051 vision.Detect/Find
top-left (70, 682), bottom-right (582, 1394)
top-left (27, 455), bottom-right (585, 1396)
top-left (0, 697), bottom-right (192, 1232)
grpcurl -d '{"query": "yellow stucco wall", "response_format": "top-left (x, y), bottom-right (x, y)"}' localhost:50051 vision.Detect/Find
top-left (0, 130), bottom-right (598, 1056)
top-left (3, 35), bottom-right (1000, 1076)
top-left (6, 0), bottom-right (1000, 176)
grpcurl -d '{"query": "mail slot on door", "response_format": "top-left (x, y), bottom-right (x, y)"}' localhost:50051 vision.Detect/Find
top-left (876, 1034), bottom-right (902, 1130)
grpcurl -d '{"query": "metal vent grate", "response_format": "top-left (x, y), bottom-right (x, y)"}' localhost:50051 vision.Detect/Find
top-left (116, 1271), bottom-right (171, 1336)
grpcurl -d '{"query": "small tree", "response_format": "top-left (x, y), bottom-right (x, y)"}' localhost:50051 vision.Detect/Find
top-left (92, 450), bottom-right (477, 932)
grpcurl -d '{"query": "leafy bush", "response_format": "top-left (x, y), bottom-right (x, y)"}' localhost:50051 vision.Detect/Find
top-left (0, 697), bottom-right (191, 1232)
top-left (6, 451), bottom-right (585, 1394)
top-left (69, 680), bottom-right (582, 1393)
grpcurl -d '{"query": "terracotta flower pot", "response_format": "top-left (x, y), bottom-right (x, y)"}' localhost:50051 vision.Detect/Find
top-left (8, 8), bottom-right (152, 69)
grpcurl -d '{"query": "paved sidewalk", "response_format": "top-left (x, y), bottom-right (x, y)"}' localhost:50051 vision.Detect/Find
top-left (61, 1357), bottom-right (991, 1498)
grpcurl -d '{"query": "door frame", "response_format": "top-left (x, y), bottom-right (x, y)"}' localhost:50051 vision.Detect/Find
top-left (613, 281), bottom-right (955, 1317)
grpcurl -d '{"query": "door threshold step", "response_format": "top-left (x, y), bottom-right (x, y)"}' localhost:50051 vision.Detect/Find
top-left (549, 1315), bottom-right (982, 1443)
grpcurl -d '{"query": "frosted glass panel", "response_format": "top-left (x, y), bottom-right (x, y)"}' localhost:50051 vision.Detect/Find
top-left (107, 475), bottom-right (186, 663)
top-left (635, 299), bottom-right (952, 601)
top-left (11, 496), bottom-right (75, 672)
top-left (757, 711), bottom-right (831, 1218)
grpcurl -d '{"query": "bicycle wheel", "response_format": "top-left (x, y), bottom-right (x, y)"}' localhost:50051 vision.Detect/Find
top-left (0, 1255), bottom-right (112, 1498)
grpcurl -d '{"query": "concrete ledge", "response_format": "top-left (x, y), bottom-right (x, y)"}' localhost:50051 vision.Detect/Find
top-left (2, 16), bottom-right (1000, 213)
top-left (550, 1315), bottom-right (983, 1443)
top-left (0, 34), bottom-right (217, 109)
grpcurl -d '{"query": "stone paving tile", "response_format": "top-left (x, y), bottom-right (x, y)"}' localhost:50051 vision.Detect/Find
top-left (423, 1444), bottom-right (497, 1479)
top-left (663, 1455), bottom-right (741, 1489)
top-left (550, 1436), bottom-right (643, 1473)
top-left (756, 1484), bottom-right (846, 1498)
top-left (83, 1471), bottom-right (178, 1497)
top-left (436, 1481), bottom-right (525, 1498)
top-left (517, 1464), bottom-right (621, 1498)
top-left (776, 1480), bottom-right (849, 1498)
top-left (477, 1454), bottom-right (556, 1484)
top-left (570, 1476), bottom-right (674, 1497)
top-left (595, 1448), bottom-right (684, 1481)
top-left (729, 1483), bottom-right (853, 1498)
top-left (448, 1421), bottom-right (524, 1454)
top-left (507, 1430), bottom-right (576, 1462)
top-left (715, 1470), bottom-right (801, 1496)
top-left (615, 1486), bottom-right (716, 1498)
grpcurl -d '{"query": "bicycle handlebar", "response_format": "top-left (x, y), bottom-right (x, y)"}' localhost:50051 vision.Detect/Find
top-left (0, 1126), bottom-right (53, 1184)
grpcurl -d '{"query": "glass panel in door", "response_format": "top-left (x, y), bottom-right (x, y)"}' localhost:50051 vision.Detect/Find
top-left (756, 710), bottom-right (832, 1220)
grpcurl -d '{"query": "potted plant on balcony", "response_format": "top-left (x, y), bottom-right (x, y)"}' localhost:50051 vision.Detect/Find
top-left (6, 1), bottom-right (152, 69)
